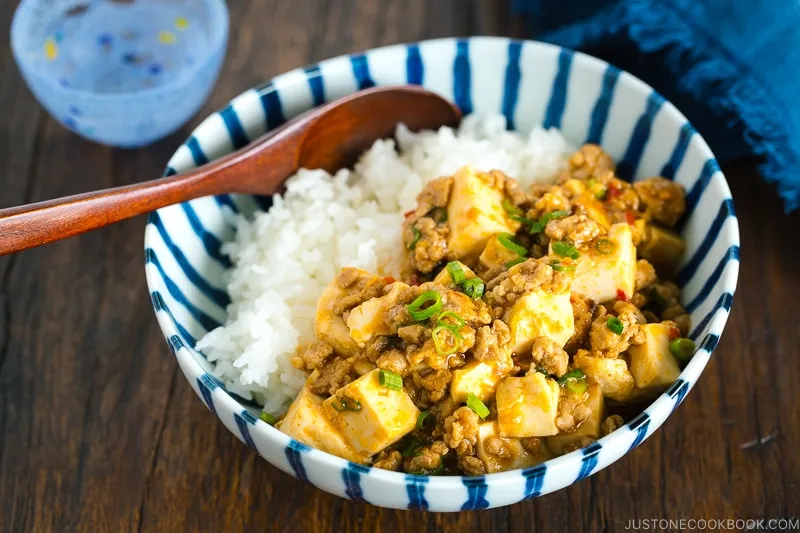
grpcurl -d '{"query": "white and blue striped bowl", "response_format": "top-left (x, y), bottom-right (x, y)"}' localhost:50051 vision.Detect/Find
top-left (144, 36), bottom-right (739, 511)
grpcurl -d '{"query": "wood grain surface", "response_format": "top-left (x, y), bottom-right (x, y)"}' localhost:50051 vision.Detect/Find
top-left (0, 1), bottom-right (797, 531)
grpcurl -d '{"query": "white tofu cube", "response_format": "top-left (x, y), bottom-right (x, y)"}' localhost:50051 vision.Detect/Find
top-left (627, 323), bottom-right (682, 391)
top-left (346, 283), bottom-right (409, 347)
top-left (476, 422), bottom-right (553, 473)
top-left (278, 386), bottom-right (369, 464)
top-left (496, 373), bottom-right (561, 437)
top-left (574, 353), bottom-right (635, 402)
top-left (504, 289), bottom-right (574, 353)
top-left (547, 381), bottom-right (606, 455)
top-left (432, 261), bottom-right (477, 286)
top-left (478, 234), bottom-right (522, 271)
top-left (450, 360), bottom-right (502, 403)
top-left (446, 166), bottom-right (520, 260)
top-left (558, 223), bottom-right (636, 303)
top-left (322, 369), bottom-right (419, 456)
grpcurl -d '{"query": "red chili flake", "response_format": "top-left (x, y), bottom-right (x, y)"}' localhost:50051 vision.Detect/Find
top-left (616, 289), bottom-right (628, 302)
top-left (606, 184), bottom-right (621, 199)
top-left (404, 210), bottom-right (415, 219)
top-left (383, 276), bottom-right (396, 284)
top-left (625, 211), bottom-right (636, 226)
top-left (668, 326), bottom-right (681, 340)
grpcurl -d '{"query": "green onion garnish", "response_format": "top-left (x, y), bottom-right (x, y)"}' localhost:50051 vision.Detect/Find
top-left (558, 369), bottom-right (585, 383)
top-left (669, 338), bottom-right (696, 362)
top-left (408, 226), bottom-right (422, 250)
top-left (502, 198), bottom-right (522, 216)
top-left (606, 316), bottom-right (624, 335)
top-left (379, 369), bottom-right (403, 390)
top-left (462, 278), bottom-right (485, 299)
top-left (505, 257), bottom-right (527, 269)
top-left (446, 261), bottom-right (466, 285)
top-left (407, 290), bottom-right (443, 321)
top-left (552, 240), bottom-right (580, 260)
top-left (259, 411), bottom-right (277, 425)
top-left (437, 311), bottom-right (465, 328)
top-left (400, 436), bottom-right (423, 458)
top-left (430, 207), bottom-right (448, 223)
top-left (594, 238), bottom-right (614, 255)
top-left (535, 367), bottom-right (548, 375)
top-left (432, 325), bottom-right (460, 355)
top-left (428, 462), bottom-right (445, 475)
top-left (497, 233), bottom-right (528, 257)
top-left (416, 411), bottom-right (433, 430)
top-left (550, 260), bottom-right (576, 272)
top-left (466, 393), bottom-right (490, 419)
top-left (558, 369), bottom-right (588, 395)
top-left (331, 395), bottom-right (362, 412)
top-left (529, 209), bottom-right (570, 234)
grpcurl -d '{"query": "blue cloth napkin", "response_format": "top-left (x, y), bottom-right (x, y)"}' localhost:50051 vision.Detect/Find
top-left (513, 0), bottom-right (800, 211)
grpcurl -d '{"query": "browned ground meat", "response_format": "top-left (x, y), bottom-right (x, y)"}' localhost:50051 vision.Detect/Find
top-left (545, 214), bottom-right (603, 247)
top-left (563, 436), bottom-right (597, 454)
top-left (650, 281), bottom-right (691, 335)
top-left (613, 300), bottom-right (647, 326)
top-left (589, 305), bottom-right (645, 358)
top-left (364, 335), bottom-right (391, 362)
top-left (485, 258), bottom-right (572, 311)
top-left (633, 177), bottom-right (686, 226)
top-left (331, 269), bottom-right (386, 315)
top-left (292, 341), bottom-right (333, 370)
top-left (416, 175), bottom-right (453, 213)
top-left (472, 319), bottom-right (514, 375)
top-left (565, 295), bottom-right (596, 354)
top-left (503, 172), bottom-right (530, 207)
top-left (397, 324), bottom-right (427, 345)
top-left (382, 284), bottom-right (419, 328)
top-left (520, 437), bottom-right (549, 456)
top-left (404, 216), bottom-right (450, 274)
top-left (308, 357), bottom-right (354, 396)
top-left (404, 440), bottom-right (449, 474)
top-left (557, 144), bottom-right (615, 182)
top-left (376, 349), bottom-right (409, 376)
top-left (439, 288), bottom-right (494, 328)
top-left (372, 450), bottom-right (403, 471)
top-left (555, 390), bottom-right (592, 432)
top-left (414, 369), bottom-right (452, 405)
top-left (635, 259), bottom-right (658, 292)
top-left (443, 406), bottom-right (480, 449)
top-left (531, 186), bottom-right (572, 219)
top-left (458, 455), bottom-right (486, 476)
top-left (601, 414), bottom-right (625, 436)
top-left (530, 336), bottom-right (569, 377)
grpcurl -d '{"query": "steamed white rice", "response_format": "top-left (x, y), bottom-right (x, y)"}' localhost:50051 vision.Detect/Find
top-left (196, 114), bottom-right (573, 414)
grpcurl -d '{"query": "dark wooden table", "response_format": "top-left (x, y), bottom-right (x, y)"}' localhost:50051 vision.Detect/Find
top-left (1, 1), bottom-right (798, 531)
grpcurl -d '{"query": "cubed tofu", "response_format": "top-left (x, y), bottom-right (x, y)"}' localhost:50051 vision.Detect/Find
top-left (447, 166), bottom-right (520, 260)
top-left (476, 422), bottom-right (553, 473)
top-left (547, 381), bottom-right (606, 455)
top-left (496, 373), bottom-right (561, 437)
top-left (279, 386), bottom-right (370, 464)
top-left (560, 223), bottom-right (636, 303)
top-left (316, 269), bottom-right (381, 357)
top-left (450, 360), bottom-right (502, 403)
top-left (504, 289), bottom-right (574, 353)
top-left (433, 261), bottom-right (477, 286)
top-left (638, 224), bottom-right (686, 270)
top-left (478, 234), bottom-right (523, 271)
top-left (323, 369), bottom-right (419, 456)
top-left (574, 353), bottom-right (635, 402)
top-left (346, 283), bottom-right (409, 347)
top-left (627, 323), bottom-right (682, 391)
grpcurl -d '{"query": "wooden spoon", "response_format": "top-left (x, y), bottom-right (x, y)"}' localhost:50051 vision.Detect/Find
top-left (0, 85), bottom-right (462, 255)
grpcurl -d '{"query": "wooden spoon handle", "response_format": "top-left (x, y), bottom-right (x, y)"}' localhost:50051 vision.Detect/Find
top-left (0, 127), bottom-right (301, 256)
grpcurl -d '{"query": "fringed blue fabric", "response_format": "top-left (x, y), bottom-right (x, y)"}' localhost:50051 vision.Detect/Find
top-left (513, 0), bottom-right (800, 211)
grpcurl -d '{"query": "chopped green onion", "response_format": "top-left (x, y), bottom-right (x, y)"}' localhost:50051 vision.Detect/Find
top-left (587, 179), bottom-right (607, 200)
top-left (550, 260), bottom-right (576, 272)
top-left (408, 226), bottom-right (422, 250)
top-left (606, 316), bottom-right (624, 335)
top-left (428, 462), bottom-right (445, 475)
top-left (594, 238), bottom-right (614, 255)
top-left (466, 393), bottom-right (490, 419)
top-left (416, 411), bottom-right (433, 430)
top-left (505, 257), bottom-right (527, 269)
top-left (400, 436), bottom-right (423, 458)
top-left (558, 369), bottom-right (586, 383)
top-left (529, 209), bottom-right (570, 234)
top-left (497, 233), bottom-right (528, 257)
top-left (535, 367), bottom-right (548, 375)
top-left (462, 278), bottom-right (485, 299)
top-left (407, 290), bottom-right (443, 322)
top-left (595, 188), bottom-right (607, 200)
top-left (511, 213), bottom-right (537, 226)
top-left (437, 311), bottom-right (465, 328)
top-left (331, 395), bottom-right (362, 412)
top-left (379, 369), bottom-right (403, 390)
top-left (552, 240), bottom-right (580, 260)
top-left (502, 198), bottom-right (522, 216)
top-left (566, 377), bottom-right (588, 395)
top-left (432, 325), bottom-right (460, 355)
top-left (669, 338), bottom-right (696, 362)
top-left (259, 411), bottom-right (277, 425)
top-left (446, 261), bottom-right (466, 285)
top-left (430, 207), bottom-right (448, 223)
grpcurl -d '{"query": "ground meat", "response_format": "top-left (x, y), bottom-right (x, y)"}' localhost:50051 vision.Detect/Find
top-left (558, 144), bottom-right (615, 182)
top-left (404, 440), bottom-right (449, 474)
top-left (662, 307), bottom-right (691, 336)
top-left (520, 437), bottom-right (549, 456)
top-left (532, 187), bottom-right (572, 219)
top-left (530, 336), bottom-right (569, 377)
top-left (443, 406), bottom-right (480, 449)
top-left (372, 450), bottom-right (403, 471)
top-left (555, 391), bottom-right (592, 432)
top-left (331, 271), bottom-right (385, 315)
top-left (545, 214), bottom-right (603, 247)
top-left (415, 369), bottom-right (452, 405)
top-left (635, 259), bottom-right (658, 292)
top-left (589, 305), bottom-right (644, 358)
top-left (376, 349), bottom-right (409, 376)
top-left (601, 414), bottom-right (625, 436)
top-left (484, 436), bottom-right (512, 458)
top-left (472, 319), bottom-right (514, 375)
top-left (503, 172), bottom-right (530, 207)
top-left (336, 267), bottom-right (361, 289)
top-left (415, 175), bottom-right (453, 214)
top-left (439, 288), bottom-right (493, 328)
top-left (630, 292), bottom-right (648, 309)
top-left (405, 216), bottom-right (450, 274)
top-left (564, 295), bottom-right (596, 354)
top-left (562, 436), bottom-right (596, 454)
top-left (633, 177), bottom-right (686, 226)
top-left (613, 300), bottom-right (647, 325)
top-left (429, 396), bottom-right (459, 438)
top-left (458, 455), bottom-right (486, 476)
top-left (364, 335), bottom-right (391, 362)
top-left (382, 283), bottom-right (418, 328)
top-left (308, 357), bottom-right (353, 396)
top-left (485, 258), bottom-right (572, 311)
top-left (397, 324), bottom-right (427, 345)
top-left (292, 341), bottom-right (333, 370)
top-left (351, 357), bottom-right (376, 376)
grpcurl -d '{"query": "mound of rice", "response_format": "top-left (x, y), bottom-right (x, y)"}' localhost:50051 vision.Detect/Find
top-left (196, 114), bottom-right (573, 414)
